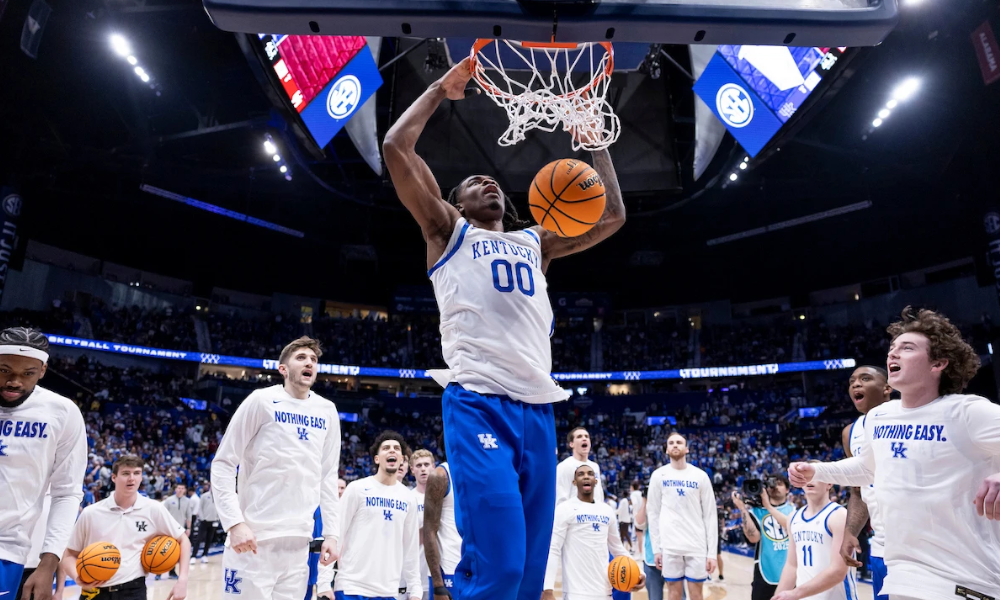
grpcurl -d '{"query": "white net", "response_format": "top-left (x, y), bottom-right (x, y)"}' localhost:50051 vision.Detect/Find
top-left (470, 40), bottom-right (621, 152)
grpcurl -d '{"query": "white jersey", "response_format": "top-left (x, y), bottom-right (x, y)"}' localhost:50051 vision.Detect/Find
top-left (848, 413), bottom-right (886, 558)
top-left (211, 385), bottom-right (341, 543)
top-left (647, 463), bottom-right (718, 559)
top-left (557, 457), bottom-right (605, 506)
top-left (427, 217), bottom-right (568, 404)
top-left (0, 385), bottom-right (87, 565)
top-left (544, 497), bottom-right (628, 600)
top-left (335, 477), bottom-right (421, 598)
top-left (67, 494), bottom-right (185, 587)
top-left (617, 499), bottom-right (632, 524)
top-left (789, 503), bottom-right (857, 600)
top-left (629, 490), bottom-right (643, 515)
top-left (438, 463), bottom-right (462, 574)
top-left (813, 394), bottom-right (1000, 600)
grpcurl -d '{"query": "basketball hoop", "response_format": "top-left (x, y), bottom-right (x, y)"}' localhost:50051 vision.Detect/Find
top-left (469, 39), bottom-right (620, 152)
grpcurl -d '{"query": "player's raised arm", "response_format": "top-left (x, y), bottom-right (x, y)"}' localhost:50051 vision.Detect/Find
top-left (383, 60), bottom-right (470, 251)
top-left (536, 148), bottom-right (625, 267)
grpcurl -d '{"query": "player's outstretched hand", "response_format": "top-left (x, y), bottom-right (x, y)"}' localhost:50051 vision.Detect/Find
top-left (706, 557), bottom-right (717, 575)
top-left (20, 566), bottom-right (56, 600)
top-left (441, 58), bottom-right (474, 101)
top-left (787, 462), bottom-right (816, 488)
top-left (974, 473), bottom-right (1000, 520)
top-left (319, 538), bottom-right (339, 566)
top-left (629, 573), bottom-right (647, 592)
top-left (228, 522), bottom-right (258, 554)
top-left (840, 533), bottom-right (863, 568)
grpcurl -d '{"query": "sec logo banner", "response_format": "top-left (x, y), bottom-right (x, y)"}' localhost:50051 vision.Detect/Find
top-left (327, 75), bottom-right (361, 120)
top-left (716, 83), bottom-right (754, 128)
top-left (2, 194), bottom-right (22, 218)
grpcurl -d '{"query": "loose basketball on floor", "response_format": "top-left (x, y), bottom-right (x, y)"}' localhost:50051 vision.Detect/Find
top-left (142, 535), bottom-right (181, 575)
top-left (608, 555), bottom-right (641, 592)
top-left (77, 542), bottom-right (120, 585)
top-left (529, 158), bottom-right (606, 237)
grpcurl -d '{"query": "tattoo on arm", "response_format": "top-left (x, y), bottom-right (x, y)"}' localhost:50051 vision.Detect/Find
top-left (845, 488), bottom-right (870, 537)
top-left (423, 470), bottom-right (449, 588)
top-left (741, 510), bottom-right (760, 542)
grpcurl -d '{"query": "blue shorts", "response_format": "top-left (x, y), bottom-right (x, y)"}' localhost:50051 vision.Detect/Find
top-left (442, 383), bottom-right (556, 600)
top-left (870, 556), bottom-right (887, 600)
top-left (428, 573), bottom-right (455, 595)
top-left (0, 560), bottom-right (25, 596)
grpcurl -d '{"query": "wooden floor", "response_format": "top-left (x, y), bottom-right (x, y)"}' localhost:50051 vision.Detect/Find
top-left (60, 551), bottom-right (874, 600)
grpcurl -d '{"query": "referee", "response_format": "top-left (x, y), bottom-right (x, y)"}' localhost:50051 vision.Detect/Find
top-left (63, 455), bottom-right (191, 599)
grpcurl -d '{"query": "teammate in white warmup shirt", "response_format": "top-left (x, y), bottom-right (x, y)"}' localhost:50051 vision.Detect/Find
top-left (557, 428), bottom-right (605, 506)
top-left (773, 475), bottom-right (855, 600)
top-left (840, 366), bottom-right (893, 600)
top-left (212, 337), bottom-right (342, 600)
top-left (790, 307), bottom-right (1000, 600)
top-left (647, 433), bottom-right (717, 600)
top-left (0, 327), bottom-right (87, 600)
top-left (332, 431), bottom-right (422, 600)
top-left (543, 465), bottom-right (644, 600)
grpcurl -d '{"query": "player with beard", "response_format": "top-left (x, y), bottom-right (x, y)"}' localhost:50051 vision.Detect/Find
top-left (840, 366), bottom-right (893, 600)
top-left (647, 433), bottom-right (717, 600)
top-left (383, 57), bottom-right (625, 600)
top-left (543, 465), bottom-right (644, 600)
top-left (790, 307), bottom-right (1000, 600)
top-left (212, 337), bottom-right (342, 600)
top-left (557, 428), bottom-right (604, 506)
top-left (334, 431), bottom-right (421, 600)
top-left (0, 327), bottom-right (87, 600)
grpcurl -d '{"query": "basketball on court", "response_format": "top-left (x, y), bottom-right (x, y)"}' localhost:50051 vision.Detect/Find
top-left (142, 535), bottom-right (181, 575)
top-left (76, 542), bottom-right (120, 584)
top-left (529, 159), bottom-right (607, 237)
top-left (608, 555), bottom-right (641, 592)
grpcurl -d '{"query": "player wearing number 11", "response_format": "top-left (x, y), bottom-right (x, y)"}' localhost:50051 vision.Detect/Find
top-left (382, 58), bottom-right (625, 600)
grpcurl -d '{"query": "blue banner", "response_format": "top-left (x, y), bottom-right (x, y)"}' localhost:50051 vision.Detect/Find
top-left (43, 333), bottom-right (856, 382)
top-left (299, 46), bottom-right (382, 149)
top-left (693, 52), bottom-right (784, 157)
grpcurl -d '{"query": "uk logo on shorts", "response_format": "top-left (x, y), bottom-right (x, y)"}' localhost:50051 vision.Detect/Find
top-left (327, 75), bottom-right (361, 120)
top-left (716, 83), bottom-right (754, 128)
top-left (224, 568), bottom-right (242, 594)
top-left (478, 433), bottom-right (498, 450)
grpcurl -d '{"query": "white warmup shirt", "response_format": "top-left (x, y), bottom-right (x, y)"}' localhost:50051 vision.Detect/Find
top-left (437, 463), bottom-right (463, 575)
top-left (557, 457), bottom-right (605, 506)
top-left (427, 218), bottom-right (569, 404)
top-left (0, 386), bottom-right (87, 565)
top-left (629, 489), bottom-right (643, 516)
top-left (789, 502), bottom-right (856, 600)
top-left (211, 385), bottom-right (341, 543)
top-left (617, 499), bottom-right (633, 525)
top-left (544, 497), bottom-right (628, 600)
top-left (67, 494), bottom-right (185, 586)
top-left (333, 477), bottom-right (422, 599)
top-left (847, 411), bottom-right (889, 558)
top-left (813, 394), bottom-right (1000, 600)
top-left (647, 463), bottom-right (718, 559)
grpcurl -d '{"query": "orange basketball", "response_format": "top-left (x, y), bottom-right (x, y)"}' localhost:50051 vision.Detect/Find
top-left (528, 158), bottom-right (606, 238)
top-left (77, 542), bottom-right (120, 584)
top-left (141, 535), bottom-right (180, 575)
top-left (608, 555), bottom-right (641, 592)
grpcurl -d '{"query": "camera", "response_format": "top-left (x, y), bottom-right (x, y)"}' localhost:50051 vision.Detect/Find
top-left (741, 479), bottom-right (764, 507)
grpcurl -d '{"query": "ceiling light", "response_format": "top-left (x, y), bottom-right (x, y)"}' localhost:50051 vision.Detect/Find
top-left (739, 162), bottom-right (747, 170)
top-left (110, 34), bottom-right (131, 57)
top-left (878, 109), bottom-right (890, 119)
top-left (272, 154), bottom-right (281, 162)
top-left (134, 66), bottom-right (145, 77)
top-left (139, 73), bottom-right (150, 83)
top-left (127, 55), bottom-right (138, 65)
top-left (279, 165), bottom-right (288, 173)
top-left (886, 99), bottom-right (898, 109)
top-left (263, 140), bottom-right (277, 154)
top-left (729, 173), bottom-right (738, 181)
top-left (872, 118), bottom-right (883, 127)
top-left (891, 77), bottom-right (921, 102)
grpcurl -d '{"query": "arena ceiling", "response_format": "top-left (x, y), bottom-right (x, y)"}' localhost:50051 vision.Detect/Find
top-left (1, 0), bottom-right (998, 308)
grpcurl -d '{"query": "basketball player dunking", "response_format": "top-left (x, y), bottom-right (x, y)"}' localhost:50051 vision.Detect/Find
top-left (383, 58), bottom-right (625, 600)
top-left (790, 307), bottom-right (1000, 600)
top-left (840, 366), bottom-right (893, 600)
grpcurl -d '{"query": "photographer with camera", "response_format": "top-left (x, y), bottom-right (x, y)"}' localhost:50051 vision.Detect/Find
top-left (731, 476), bottom-right (794, 600)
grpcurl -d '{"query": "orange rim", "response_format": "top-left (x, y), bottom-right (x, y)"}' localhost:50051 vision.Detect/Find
top-left (469, 39), bottom-right (615, 102)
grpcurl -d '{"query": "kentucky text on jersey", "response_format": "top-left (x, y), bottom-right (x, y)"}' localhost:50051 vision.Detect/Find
top-left (470, 239), bottom-right (541, 269)
top-left (661, 479), bottom-right (700, 489)
top-left (575, 514), bottom-right (611, 525)
top-left (364, 496), bottom-right (409, 511)
top-left (273, 411), bottom-right (327, 430)
top-left (870, 424), bottom-right (946, 442)
top-left (793, 530), bottom-right (826, 543)
top-left (0, 419), bottom-right (49, 438)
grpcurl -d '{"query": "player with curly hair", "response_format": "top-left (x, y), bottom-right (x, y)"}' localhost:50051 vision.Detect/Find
top-left (788, 307), bottom-right (1000, 600)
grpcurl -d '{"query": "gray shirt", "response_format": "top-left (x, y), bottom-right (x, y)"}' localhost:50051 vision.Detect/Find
top-left (163, 495), bottom-right (195, 529)
top-left (198, 491), bottom-right (220, 522)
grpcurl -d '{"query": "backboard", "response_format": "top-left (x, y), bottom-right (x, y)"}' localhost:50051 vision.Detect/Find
top-left (203, 0), bottom-right (898, 47)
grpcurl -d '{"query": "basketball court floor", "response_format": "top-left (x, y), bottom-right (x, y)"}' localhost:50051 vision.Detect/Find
top-left (58, 551), bottom-right (875, 600)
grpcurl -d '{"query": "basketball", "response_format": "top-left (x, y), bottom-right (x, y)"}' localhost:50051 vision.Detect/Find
top-left (608, 555), bottom-right (641, 592)
top-left (142, 535), bottom-right (181, 575)
top-left (76, 542), bottom-right (120, 585)
top-left (528, 159), bottom-right (606, 238)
